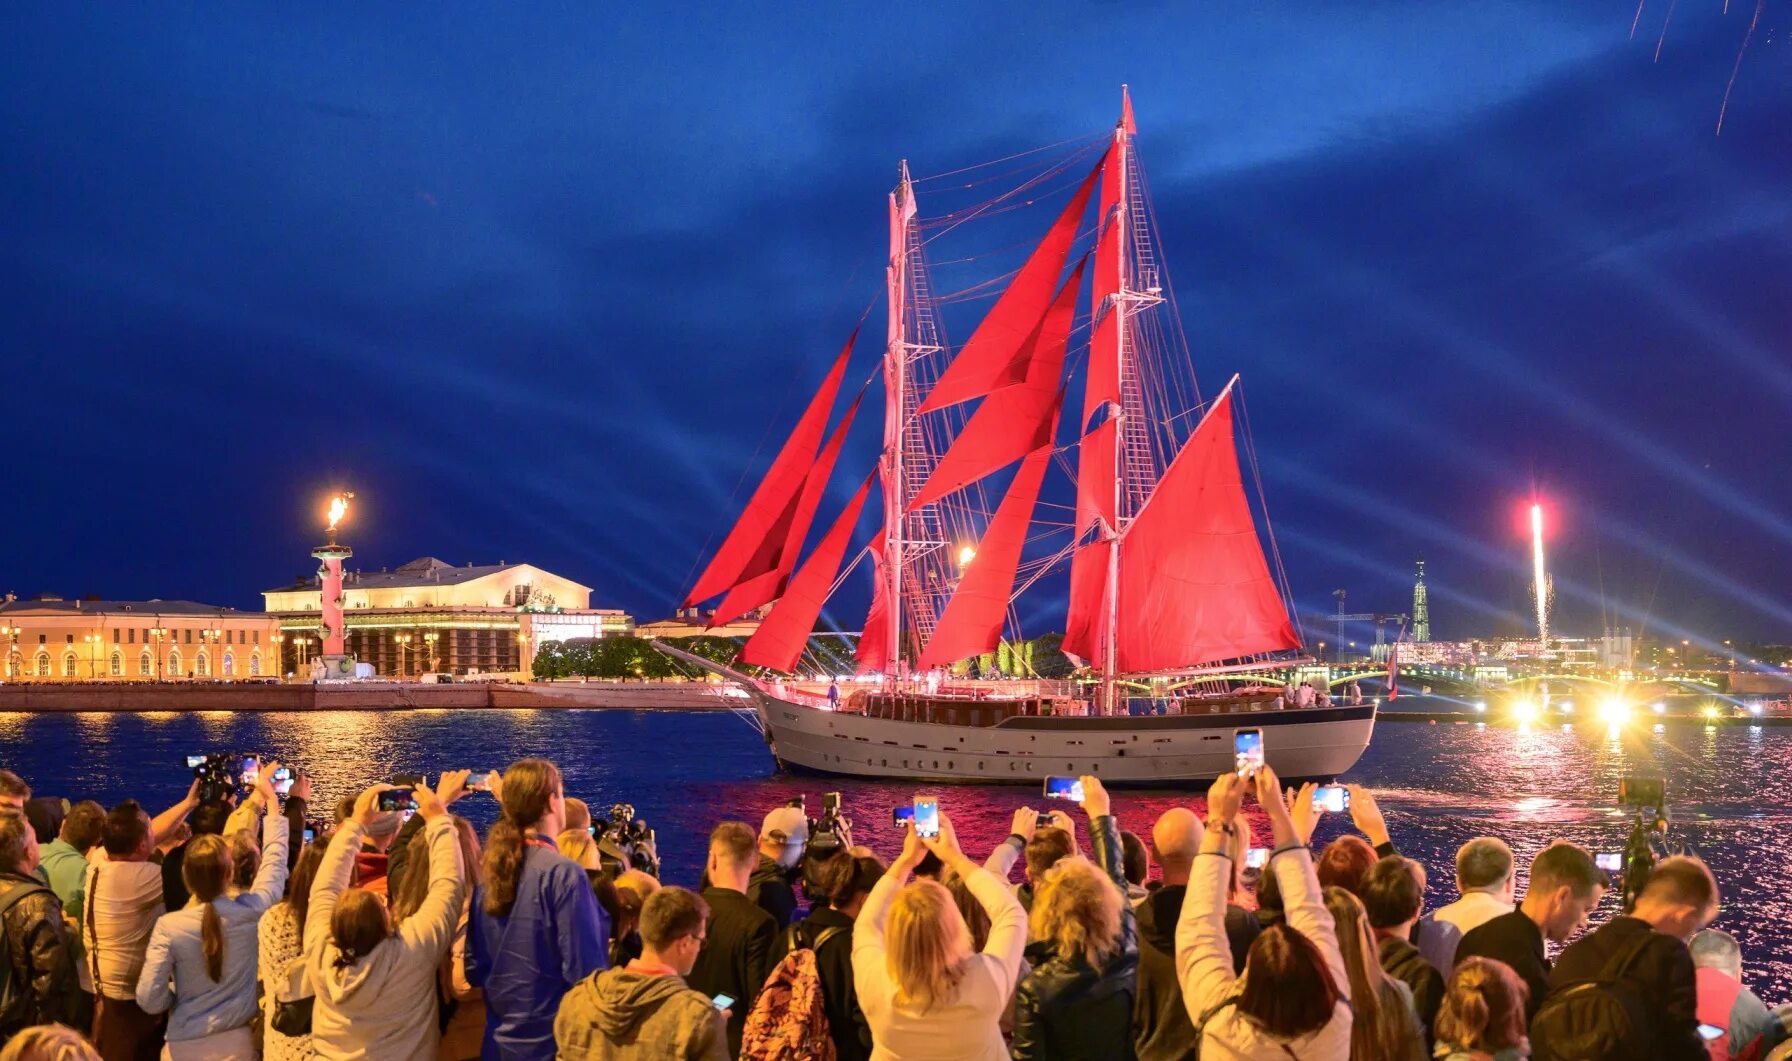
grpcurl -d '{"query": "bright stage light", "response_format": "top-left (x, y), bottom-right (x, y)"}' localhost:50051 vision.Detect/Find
top-left (1653, 702), bottom-right (1667, 714)
top-left (1702, 704), bottom-right (1721, 720)
top-left (1598, 697), bottom-right (1631, 726)
top-left (1512, 699), bottom-right (1538, 724)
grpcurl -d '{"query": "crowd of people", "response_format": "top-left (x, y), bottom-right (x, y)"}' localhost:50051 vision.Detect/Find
top-left (0, 759), bottom-right (1787, 1060)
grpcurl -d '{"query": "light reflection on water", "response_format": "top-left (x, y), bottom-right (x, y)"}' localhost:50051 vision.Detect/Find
top-left (2, 709), bottom-right (1788, 998)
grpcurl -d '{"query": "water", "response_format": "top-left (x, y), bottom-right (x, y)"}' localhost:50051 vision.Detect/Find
top-left (4, 708), bottom-right (1787, 997)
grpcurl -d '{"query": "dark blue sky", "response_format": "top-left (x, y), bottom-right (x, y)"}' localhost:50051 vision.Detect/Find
top-left (3, 5), bottom-right (1789, 647)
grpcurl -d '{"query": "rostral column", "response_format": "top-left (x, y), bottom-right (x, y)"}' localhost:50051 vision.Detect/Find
top-left (312, 493), bottom-right (354, 671)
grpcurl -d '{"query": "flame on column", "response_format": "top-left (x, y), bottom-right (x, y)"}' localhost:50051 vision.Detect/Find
top-left (326, 493), bottom-right (352, 535)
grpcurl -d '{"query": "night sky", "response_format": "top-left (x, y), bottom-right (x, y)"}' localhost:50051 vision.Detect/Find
top-left (3, 5), bottom-right (1789, 648)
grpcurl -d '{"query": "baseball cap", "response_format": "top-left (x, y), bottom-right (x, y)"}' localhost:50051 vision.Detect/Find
top-left (761, 806), bottom-right (808, 848)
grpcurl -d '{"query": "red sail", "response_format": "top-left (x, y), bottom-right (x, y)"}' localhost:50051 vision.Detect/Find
top-left (917, 441), bottom-right (1054, 670)
top-left (738, 471), bottom-right (876, 674)
top-left (709, 393), bottom-right (863, 627)
top-left (1085, 146), bottom-right (1123, 425)
top-left (1074, 418), bottom-right (1116, 535)
top-left (1061, 542), bottom-right (1109, 666)
top-left (684, 330), bottom-right (856, 606)
top-left (855, 538), bottom-right (892, 676)
top-left (906, 260), bottom-right (1084, 512)
top-left (1112, 385), bottom-right (1301, 673)
top-left (918, 150), bottom-right (1107, 413)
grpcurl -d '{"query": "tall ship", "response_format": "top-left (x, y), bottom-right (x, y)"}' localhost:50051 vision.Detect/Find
top-left (664, 90), bottom-right (1376, 783)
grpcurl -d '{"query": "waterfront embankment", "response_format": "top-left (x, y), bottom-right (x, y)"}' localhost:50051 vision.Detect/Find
top-left (0, 679), bottom-right (746, 713)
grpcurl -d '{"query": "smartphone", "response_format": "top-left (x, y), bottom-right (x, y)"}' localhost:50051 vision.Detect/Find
top-left (1698, 1024), bottom-right (1725, 1041)
top-left (891, 805), bottom-right (915, 826)
top-left (185, 755), bottom-right (206, 769)
top-left (272, 767), bottom-right (293, 797)
top-left (377, 790), bottom-right (418, 813)
top-left (1042, 776), bottom-right (1084, 802)
top-left (913, 796), bottom-right (940, 839)
top-left (1245, 847), bottom-right (1270, 869)
top-left (1311, 785), bottom-right (1349, 814)
top-left (302, 826), bottom-right (316, 845)
top-left (1234, 728), bottom-right (1264, 778)
top-left (1595, 851), bottom-right (1623, 874)
top-left (711, 994), bottom-right (735, 1011)
top-left (464, 771), bottom-right (490, 792)
top-left (240, 756), bottom-right (260, 785)
top-left (391, 772), bottom-right (425, 789)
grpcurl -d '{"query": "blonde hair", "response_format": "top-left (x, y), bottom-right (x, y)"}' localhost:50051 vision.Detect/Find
top-left (1437, 957), bottom-right (1529, 1053)
top-left (885, 880), bottom-right (970, 1013)
top-left (1028, 856), bottom-right (1123, 969)
top-left (1323, 886), bottom-right (1410, 1061)
top-left (556, 828), bottom-right (600, 871)
top-left (0, 1023), bottom-right (102, 1061)
top-left (181, 834), bottom-right (231, 981)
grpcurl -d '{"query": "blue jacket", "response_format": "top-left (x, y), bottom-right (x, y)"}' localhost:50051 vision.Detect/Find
top-left (467, 843), bottom-right (608, 1060)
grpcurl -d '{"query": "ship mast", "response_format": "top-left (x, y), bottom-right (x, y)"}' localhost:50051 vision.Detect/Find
top-left (881, 163), bottom-right (913, 676)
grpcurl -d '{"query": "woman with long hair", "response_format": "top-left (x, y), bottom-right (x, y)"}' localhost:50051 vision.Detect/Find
top-left (388, 815), bottom-right (487, 1061)
top-left (1012, 775), bottom-right (1139, 1061)
top-left (259, 840), bottom-right (329, 1061)
top-left (304, 773), bottom-right (471, 1059)
top-left (1434, 957), bottom-right (1530, 1061)
top-left (767, 849), bottom-right (883, 1061)
top-left (136, 760), bottom-right (290, 1059)
top-left (466, 759), bottom-right (607, 1060)
top-left (1324, 886), bottom-right (1426, 1061)
top-left (852, 810), bottom-right (1026, 1060)
top-left (1176, 766), bottom-right (1352, 1059)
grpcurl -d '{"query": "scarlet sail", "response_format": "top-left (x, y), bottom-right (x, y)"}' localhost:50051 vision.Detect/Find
top-left (855, 539), bottom-right (892, 676)
top-left (684, 330), bottom-right (856, 607)
top-left (738, 471), bottom-right (876, 674)
top-left (709, 392), bottom-right (863, 627)
top-left (1110, 385), bottom-right (1301, 673)
top-left (906, 260), bottom-right (1084, 512)
top-left (1061, 541), bottom-right (1109, 666)
top-left (917, 440), bottom-right (1055, 670)
top-left (918, 150), bottom-right (1107, 413)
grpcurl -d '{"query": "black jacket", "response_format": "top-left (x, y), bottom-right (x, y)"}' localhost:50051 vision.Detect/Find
top-left (767, 906), bottom-right (871, 1061)
top-left (747, 854), bottom-right (799, 929)
top-left (0, 872), bottom-right (81, 1038)
top-left (1546, 915), bottom-right (1703, 1061)
top-left (686, 886), bottom-right (776, 1058)
top-left (1132, 884), bottom-right (1260, 1061)
top-left (1012, 815), bottom-right (1140, 1061)
top-left (1378, 934), bottom-right (1444, 1036)
top-left (1456, 908), bottom-right (1550, 1021)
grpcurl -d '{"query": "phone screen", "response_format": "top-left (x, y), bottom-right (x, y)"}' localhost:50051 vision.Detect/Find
top-left (1245, 847), bottom-right (1269, 869)
top-left (1595, 852), bottom-right (1623, 873)
top-left (302, 827), bottom-right (316, 844)
top-left (1234, 729), bottom-right (1264, 777)
top-left (913, 796), bottom-right (940, 839)
top-left (377, 790), bottom-right (418, 813)
top-left (711, 994), bottom-right (735, 1011)
top-left (1311, 785), bottom-right (1349, 813)
top-left (1042, 776), bottom-right (1084, 802)
top-left (185, 755), bottom-right (205, 769)
top-left (240, 757), bottom-right (259, 785)
top-left (1697, 1024), bottom-right (1725, 1041)
top-left (464, 772), bottom-right (490, 792)
top-left (891, 805), bottom-right (915, 826)
top-left (273, 767), bottom-right (293, 796)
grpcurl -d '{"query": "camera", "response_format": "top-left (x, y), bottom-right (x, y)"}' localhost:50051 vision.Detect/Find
top-left (596, 803), bottom-right (660, 879)
top-left (187, 753), bottom-right (245, 803)
top-left (1616, 775), bottom-right (1669, 912)
top-left (1619, 775), bottom-right (1665, 810)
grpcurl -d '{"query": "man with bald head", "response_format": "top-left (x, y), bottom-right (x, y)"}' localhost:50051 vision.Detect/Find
top-left (1131, 806), bottom-right (1262, 1060)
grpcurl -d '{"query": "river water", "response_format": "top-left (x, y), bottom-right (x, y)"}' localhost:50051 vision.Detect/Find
top-left (3, 707), bottom-right (1786, 998)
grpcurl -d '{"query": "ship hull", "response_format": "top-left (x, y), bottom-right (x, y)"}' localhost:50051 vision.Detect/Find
top-left (750, 692), bottom-right (1376, 785)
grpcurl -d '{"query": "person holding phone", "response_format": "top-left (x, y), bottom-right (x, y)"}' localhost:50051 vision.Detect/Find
top-left (1011, 775), bottom-right (1139, 1061)
top-left (1175, 767), bottom-right (1352, 1058)
top-left (553, 886), bottom-right (728, 1061)
top-left (303, 772), bottom-right (471, 1060)
top-left (851, 807), bottom-right (1027, 1060)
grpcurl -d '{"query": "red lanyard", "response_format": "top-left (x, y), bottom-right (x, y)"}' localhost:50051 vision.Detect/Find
top-left (524, 835), bottom-right (557, 853)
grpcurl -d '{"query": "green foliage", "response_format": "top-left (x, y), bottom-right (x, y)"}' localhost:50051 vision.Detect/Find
top-left (530, 635), bottom-right (743, 680)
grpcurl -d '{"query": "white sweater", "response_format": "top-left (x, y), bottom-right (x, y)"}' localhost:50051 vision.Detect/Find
top-left (1175, 845), bottom-right (1353, 1060)
top-left (851, 865), bottom-right (1026, 1061)
top-left (304, 817), bottom-right (465, 1061)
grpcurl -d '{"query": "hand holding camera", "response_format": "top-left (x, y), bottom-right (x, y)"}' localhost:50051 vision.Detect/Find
top-left (419, 770), bottom-right (470, 822)
top-left (1346, 784), bottom-right (1390, 848)
top-left (353, 783), bottom-right (399, 828)
top-left (1077, 774), bottom-right (1111, 820)
top-left (250, 759), bottom-right (282, 808)
top-left (1008, 806), bottom-right (1041, 842)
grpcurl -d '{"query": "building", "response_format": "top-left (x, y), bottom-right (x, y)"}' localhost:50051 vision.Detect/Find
top-left (634, 605), bottom-right (766, 639)
top-left (262, 556), bottom-right (632, 677)
top-left (0, 596), bottom-right (281, 681)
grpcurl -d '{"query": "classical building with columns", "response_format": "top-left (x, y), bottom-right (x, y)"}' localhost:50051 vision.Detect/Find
top-left (262, 556), bottom-right (633, 677)
top-left (0, 596), bottom-right (281, 681)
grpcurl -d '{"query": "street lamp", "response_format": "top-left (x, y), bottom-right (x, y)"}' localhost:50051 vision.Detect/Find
top-left (83, 633), bottom-right (101, 678)
top-left (150, 627), bottom-right (167, 680)
top-left (423, 632), bottom-right (439, 673)
top-left (517, 632), bottom-right (529, 675)
top-left (3, 626), bottom-right (20, 678)
top-left (396, 633), bottom-right (413, 678)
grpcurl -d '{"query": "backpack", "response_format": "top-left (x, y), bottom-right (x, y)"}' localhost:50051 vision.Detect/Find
top-left (0, 880), bottom-right (55, 1029)
top-left (1530, 931), bottom-right (1657, 1061)
top-left (739, 923), bottom-right (844, 1061)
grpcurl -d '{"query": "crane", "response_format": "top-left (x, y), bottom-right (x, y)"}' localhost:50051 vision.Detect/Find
top-left (1330, 589), bottom-right (1408, 662)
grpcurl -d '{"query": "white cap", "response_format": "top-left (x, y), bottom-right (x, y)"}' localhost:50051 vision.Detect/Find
top-left (760, 806), bottom-right (808, 847)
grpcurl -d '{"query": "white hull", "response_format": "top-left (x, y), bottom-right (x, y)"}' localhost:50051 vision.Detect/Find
top-left (749, 691), bottom-right (1376, 785)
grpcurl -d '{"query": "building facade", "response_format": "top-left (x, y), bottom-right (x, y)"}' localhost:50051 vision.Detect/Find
top-left (262, 556), bottom-right (632, 677)
top-left (0, 597), bottom-right (281, 681)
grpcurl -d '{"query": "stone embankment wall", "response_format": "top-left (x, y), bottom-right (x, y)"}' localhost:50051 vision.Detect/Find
top-left (0, 680), bottom-right (744, 713)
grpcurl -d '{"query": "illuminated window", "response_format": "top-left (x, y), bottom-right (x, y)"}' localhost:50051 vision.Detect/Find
top-left (222, 652), bottom-right (234, 677)
top-left (110, 652), bottom-right (123, 677)
top-left (64, 653), bottom-right (77, 677)
top-left (196, 652), bottom-right (209, 677)
top-left (249, 653), bottom-right (261, 676)
top-left (139, 651), bottom-right (151, 677)
top-left (169, 650), bottom-right (181, 674)
top-left (36, 652), bottom-right (50, 676)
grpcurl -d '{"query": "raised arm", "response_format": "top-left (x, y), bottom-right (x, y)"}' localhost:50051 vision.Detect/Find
top-left (395, 772), bottom-right (470, 962)
top-left (927, 814), bottom-right (1026, 997)
top-left (242, 762), bottom-right (291, 911)
top-left (150, 779), bottom-right (202, 846)
top-left (983, 806), bottom-right (1040, 880)
top-left (1176, 773), bottom-right (1244, 1022)
top-left (852, 821), bottom-right (923, 985)
top-left (1078, 776), bottom-right (1137, 971)
top-left (1261, 770), bottom-right (1348, 997)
